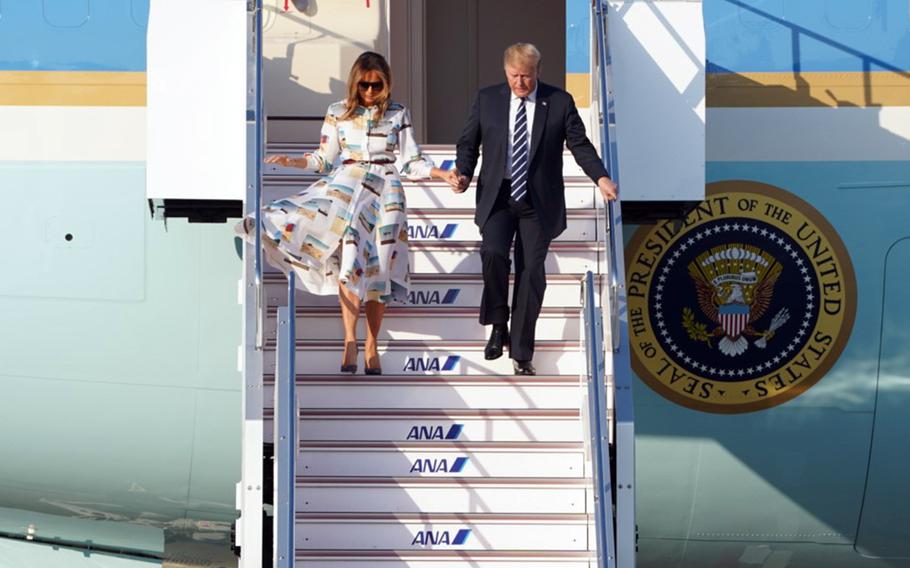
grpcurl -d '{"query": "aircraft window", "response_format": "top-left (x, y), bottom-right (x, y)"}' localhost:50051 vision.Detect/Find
top-left (824, 0), bottom-right (874, 30)
top-left (738, 0), bottom-right (785, 31)
top-left (43, 0), bottom-right (89, 28)
top-left (131, 0), bottom-right (149, 28)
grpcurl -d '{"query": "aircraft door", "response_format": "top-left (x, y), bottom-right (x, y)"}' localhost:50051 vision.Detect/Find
top-left (856, 237), bottom-right (910, 558)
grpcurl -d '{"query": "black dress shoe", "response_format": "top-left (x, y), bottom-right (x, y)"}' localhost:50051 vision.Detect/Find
top-left (513, 359), bottom-right (536, 376)
top-left (484, 325), bottom-right (509, 360)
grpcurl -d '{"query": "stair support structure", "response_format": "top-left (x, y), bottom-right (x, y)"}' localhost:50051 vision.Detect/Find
top-left (274, 274), bottom-right (297, 568)
top-left (238, 0), bottom-right (266, 566)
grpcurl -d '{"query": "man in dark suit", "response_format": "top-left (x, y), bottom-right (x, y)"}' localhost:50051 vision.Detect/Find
top-left (454, 43), bottom-right (617, 375)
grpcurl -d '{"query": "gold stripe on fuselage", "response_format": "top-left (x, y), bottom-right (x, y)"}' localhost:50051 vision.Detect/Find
top-left (708, 71), bottom-right (910, 108)
top-left (0, 71), bottom-right (146, 106)
top-left (565, 73), bottom-right (591, 109)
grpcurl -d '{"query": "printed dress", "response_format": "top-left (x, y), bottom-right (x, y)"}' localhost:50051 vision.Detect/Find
top-left (242, 101), bottom-right (434, 304)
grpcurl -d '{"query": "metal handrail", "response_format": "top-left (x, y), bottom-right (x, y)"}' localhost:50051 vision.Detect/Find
top-left (593, 0), bottom-right (623, 352)
top-left (274, 273), bottom-right (297, 568)
top-left (590, 2), bottom-right (636, 567)
top-left (254, 0), bottom-right (265, 351)
top-left (583, 271), bottom-right (617, 568)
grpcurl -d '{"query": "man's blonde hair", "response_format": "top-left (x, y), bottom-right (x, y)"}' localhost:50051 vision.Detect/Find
top-left (503, 43), bottom-right (541, 69)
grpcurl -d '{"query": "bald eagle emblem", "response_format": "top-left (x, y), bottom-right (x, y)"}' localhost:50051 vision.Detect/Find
top-left (683, 245), bottom-right (790, 356)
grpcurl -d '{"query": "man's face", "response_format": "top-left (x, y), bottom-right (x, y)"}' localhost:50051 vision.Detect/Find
top-left (505, 61), bottom-right (538, 98)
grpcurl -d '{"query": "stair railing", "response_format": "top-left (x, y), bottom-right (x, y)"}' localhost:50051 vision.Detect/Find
top-left (582, 271), bottom-right (617, 568)
top-left (590, 1), bottom-right (637, 567)
top-left (239, 1), bottom-right (267, 566)
top-left (274, 273), bottom-right (297, 568)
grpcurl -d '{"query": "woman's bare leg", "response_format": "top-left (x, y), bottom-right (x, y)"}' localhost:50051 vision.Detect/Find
top-left (364, 300), bottom-right (386, 370)
top-left (338, 284), bottom-right (361, 368)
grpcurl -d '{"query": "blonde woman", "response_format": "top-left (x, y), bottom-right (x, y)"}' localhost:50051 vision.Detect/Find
top-left (239, 52), bottom-right (457, 374)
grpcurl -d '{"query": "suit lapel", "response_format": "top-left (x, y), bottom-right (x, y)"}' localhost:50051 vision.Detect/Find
top-left (528, 83), bottom-right (549, 167)
top-left (499, 84), bottom-right (511, 157)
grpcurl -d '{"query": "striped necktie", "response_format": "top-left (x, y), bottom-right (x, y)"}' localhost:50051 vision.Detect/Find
top-left (510, 97), bottom-right (529, 201)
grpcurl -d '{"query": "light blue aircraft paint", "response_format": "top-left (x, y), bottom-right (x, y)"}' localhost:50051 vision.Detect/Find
top-left (0, 1), bottom-right (908, 567)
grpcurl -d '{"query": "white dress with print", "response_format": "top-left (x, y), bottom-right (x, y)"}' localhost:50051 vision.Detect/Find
top-left (240, 101), bottom-right (433, 304)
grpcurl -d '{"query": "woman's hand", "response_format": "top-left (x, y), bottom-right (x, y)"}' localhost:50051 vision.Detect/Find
top-left (432, 167), bottom-right (468, 193)
top-left (266, 154), bottom-right (307, 169)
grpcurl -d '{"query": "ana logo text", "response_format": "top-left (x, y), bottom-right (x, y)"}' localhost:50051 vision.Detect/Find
top-left (403, 356), bottom-right (461, 372)
top-left (407, 288), bottom-right (461, 305)
top-left (411, 529), bottom-right (471, 547)
top-left (408, 224), bottom-right (457, 240)
top-left (410, 457), bottom-right (469, 474)
top-left (406, 424), bottom-right (464, 440)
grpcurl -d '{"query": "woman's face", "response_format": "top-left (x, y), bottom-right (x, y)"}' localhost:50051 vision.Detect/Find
top-left (357, 70), bottom-right (384, 107)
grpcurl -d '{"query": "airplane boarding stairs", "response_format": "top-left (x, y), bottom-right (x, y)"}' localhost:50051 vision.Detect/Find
top-left (253, 143), bottom-right (622, 567)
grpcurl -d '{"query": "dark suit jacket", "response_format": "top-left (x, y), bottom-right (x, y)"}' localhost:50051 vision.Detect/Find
top-left (455, 81), bottom-right (609, 239)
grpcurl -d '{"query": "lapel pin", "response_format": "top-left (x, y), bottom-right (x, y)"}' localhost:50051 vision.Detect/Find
top-left (542, 101), bottom-right (548, 106)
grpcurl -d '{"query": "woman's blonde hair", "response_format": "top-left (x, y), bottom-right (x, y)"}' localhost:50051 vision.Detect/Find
top-left (341, 51), bottom-right (392, 121)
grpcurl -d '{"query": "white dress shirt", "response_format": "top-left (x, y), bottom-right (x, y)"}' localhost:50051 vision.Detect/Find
top-left (506, 85), bottom-right (537, 180)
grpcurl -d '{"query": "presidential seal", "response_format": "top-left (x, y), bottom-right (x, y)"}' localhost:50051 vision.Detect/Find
top-left (625, 181), bottom-right (856, 413)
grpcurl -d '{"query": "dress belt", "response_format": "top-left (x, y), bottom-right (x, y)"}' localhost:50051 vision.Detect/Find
top-left (343, 159), bottom-right (395, 165)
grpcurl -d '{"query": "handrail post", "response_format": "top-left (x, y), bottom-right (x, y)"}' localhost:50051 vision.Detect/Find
top-left (274, 273), bottom-right (297, 568)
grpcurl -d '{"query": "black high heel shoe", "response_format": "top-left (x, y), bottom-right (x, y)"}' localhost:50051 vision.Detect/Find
top-left (364, 352), bottom-right (382, 375)
top-left (340, 342), bottom-right (358, 374)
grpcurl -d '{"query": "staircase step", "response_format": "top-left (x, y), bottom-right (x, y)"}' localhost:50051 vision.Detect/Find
top-left (296, 477), bottom-right (591, 514)
top-left (295, 549), bottom-right (595, 567)
top-left (264, 273), bottom-right (597, 309)
top-left (259, 242), bottom-right (601, 276)
top-left (264, 143), bottom-right (590, 178)
top-left (262, 374), bottom-right (584, 410)
top-left (265, 306), bottom-right (581, 341)
top-left (407, 209), bottom-right (597, 242)
top-left (269, 408), bottom-right (583, 442)
top-left (296, 442), bottom-right (585, 478)
top-left (262, 340), bottom-right (587, 377)
top-left (408, 242), bottom-right (600, 275)
top-left (263, 180), bottom-right (597, 210)
top-left (295, 513), bottom-right (592, 551)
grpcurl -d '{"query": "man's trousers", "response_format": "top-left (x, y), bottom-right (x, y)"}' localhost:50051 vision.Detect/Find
top-left (478, 181), bottom-right (552, 362)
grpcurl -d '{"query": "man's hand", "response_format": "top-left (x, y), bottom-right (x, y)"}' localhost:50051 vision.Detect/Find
top-left (597, 176), bottom-right (618, 201)
top-left (441, 168), bottom-right (461, 190)
top-left (443, 169), bottom-right (469, 194)
top-left (454, 174), bottom-right (470, 193)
